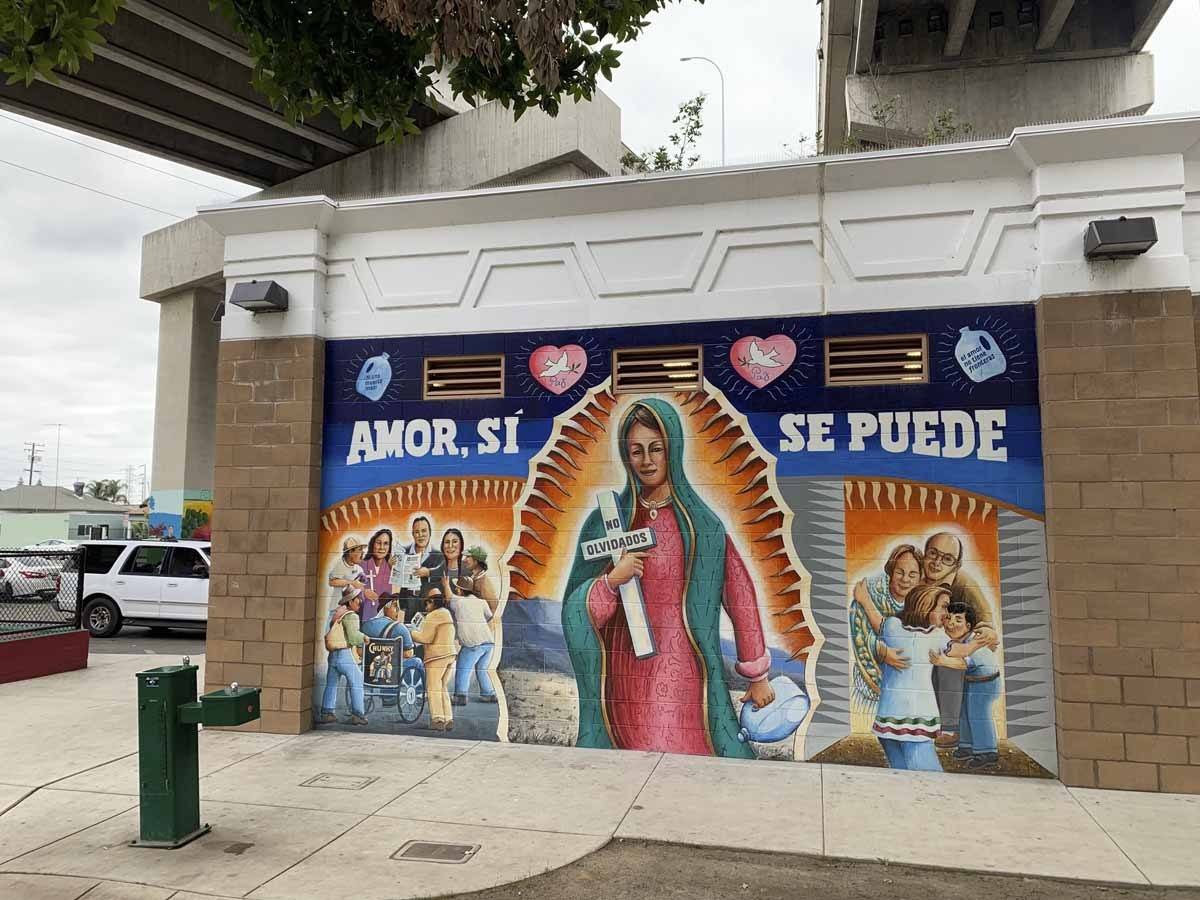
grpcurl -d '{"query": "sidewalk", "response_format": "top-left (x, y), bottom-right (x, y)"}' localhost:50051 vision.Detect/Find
top-left (1, 653), bottom-right (1197, 900)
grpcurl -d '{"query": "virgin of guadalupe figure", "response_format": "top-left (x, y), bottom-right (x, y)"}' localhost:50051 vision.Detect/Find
top-left (561, 398), bottom-right (776, 759)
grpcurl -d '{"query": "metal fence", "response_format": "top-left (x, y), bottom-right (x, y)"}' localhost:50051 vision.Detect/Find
top-left (0, 547), bottom-right (84, 639)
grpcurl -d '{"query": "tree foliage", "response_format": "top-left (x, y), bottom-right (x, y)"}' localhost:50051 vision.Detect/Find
top-left (923, 108), bottom-right (974, 144)
top-left (2, 0), bottom-right (701, 144)
top-left (621, 92), bottom-right (706, 173)
top-left (85, 479), bottom-right (127, 504)
top-left (0, 0), bottom-right (121, 87)
top-left (839, 65), bottom-right (975, 153)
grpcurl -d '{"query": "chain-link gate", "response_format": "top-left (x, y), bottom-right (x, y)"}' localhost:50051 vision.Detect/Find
top-left (0, 547), bottom-right (84, 638)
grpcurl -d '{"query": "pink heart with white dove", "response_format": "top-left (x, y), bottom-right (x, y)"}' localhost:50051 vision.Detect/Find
top-left (730, 335), bottom-right (797, 388)
top-left (529, 344), bottom-right (587, 394)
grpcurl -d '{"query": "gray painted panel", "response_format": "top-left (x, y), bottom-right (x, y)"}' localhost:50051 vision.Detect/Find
top-left (780, 477), bottom-right (850, 757)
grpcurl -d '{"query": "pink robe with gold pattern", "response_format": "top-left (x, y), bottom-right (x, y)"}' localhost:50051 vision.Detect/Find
top-left (585, 505), bottom-right (771, 755)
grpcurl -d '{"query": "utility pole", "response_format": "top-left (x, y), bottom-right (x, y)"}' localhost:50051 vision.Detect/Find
top-left (23, 442), bottom-right (43, 487)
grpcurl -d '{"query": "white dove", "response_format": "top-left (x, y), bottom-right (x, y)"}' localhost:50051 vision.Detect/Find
top-left (539, 351), bottom-right (572, 378)
top-left (747, 341), bottom-right (783, 368)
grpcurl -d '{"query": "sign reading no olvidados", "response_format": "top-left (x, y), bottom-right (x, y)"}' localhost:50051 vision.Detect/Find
top-left (581, 527), bottom-right (657, 560)
top-left (580, 491), bottom-right (659, 660)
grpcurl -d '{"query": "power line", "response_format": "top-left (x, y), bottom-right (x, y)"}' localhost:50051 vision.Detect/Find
top-left (0, 156), bottom-right (189, 219)
top-left (0, 113), bottom-right (242, 197)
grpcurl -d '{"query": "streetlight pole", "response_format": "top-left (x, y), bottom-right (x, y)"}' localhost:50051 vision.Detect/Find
top-left (680, 56), bottom-right (725, 166)
top-left (43, 423), bottom-right (63, 510)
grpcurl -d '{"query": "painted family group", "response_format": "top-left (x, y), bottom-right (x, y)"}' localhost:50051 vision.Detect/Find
top-left (850, 532), bottom-right (1003, 771)
top-left (319, 515), bottom-right (500, 731)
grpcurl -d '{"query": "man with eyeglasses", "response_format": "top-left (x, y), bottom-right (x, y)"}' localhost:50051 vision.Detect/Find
top-left (921, 532), bottom-right (998, 751)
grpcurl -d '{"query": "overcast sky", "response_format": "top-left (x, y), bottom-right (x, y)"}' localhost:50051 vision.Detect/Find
top-left (0, 0), bottom-right (1197, 496)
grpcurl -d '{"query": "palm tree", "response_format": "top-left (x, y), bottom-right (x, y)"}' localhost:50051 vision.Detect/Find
top-left (85, 479), bottom-right (129, 504)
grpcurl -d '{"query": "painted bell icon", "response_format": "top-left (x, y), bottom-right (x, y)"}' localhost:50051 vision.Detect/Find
top-left (954, 327), bottom-right (1007, 383)
top-left (356, 352), bottom-right (392, 401)
top-left (736, 676), bottom-right (811, 744)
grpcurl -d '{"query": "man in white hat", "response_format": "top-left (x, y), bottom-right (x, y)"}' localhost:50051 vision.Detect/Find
top-left (328, 536), bottom-right (367, 608)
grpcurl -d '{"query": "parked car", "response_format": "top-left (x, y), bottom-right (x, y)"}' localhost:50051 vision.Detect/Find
top-left (63, 540), bottom-right (211, 638)
top-left (0, 557), bottom-right (61, 602)
top-left (23, 539), bottom-right (78, 550)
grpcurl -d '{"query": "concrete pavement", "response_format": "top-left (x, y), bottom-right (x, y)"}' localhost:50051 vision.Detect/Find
top-left (0, 652), bottom-right (1197, 899)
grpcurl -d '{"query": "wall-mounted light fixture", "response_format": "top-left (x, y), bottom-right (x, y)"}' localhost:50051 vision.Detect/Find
top-left (1084, 217), bottom-right (1158, 260)
top-left (229, 280), bottom-right (289, 313)
top-left (927, 8), bottom-right (946, 33)
top-left (1017, 0), bottom-right (1038, 27)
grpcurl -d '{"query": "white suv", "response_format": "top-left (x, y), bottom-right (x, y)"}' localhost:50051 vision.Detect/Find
top-left (64, 540), bottom-right (212, 638)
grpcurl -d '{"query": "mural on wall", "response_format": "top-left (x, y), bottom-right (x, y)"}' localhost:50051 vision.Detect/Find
top-left (181, 499), bottom-right (212, 540)
top-left (504, 388), bottom-right (817, 760)
top-left (836, 484), bottom-right (1013, 773)
top-left (314, 477), bottom-right (518, 738)
top-left (314, 306), bottom-right (1054, 776)
top-left (148, 490), bottom-right (212, 540)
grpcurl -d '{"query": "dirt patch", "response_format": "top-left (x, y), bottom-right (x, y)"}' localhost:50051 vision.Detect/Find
top-left (455, 839), bottom-right (1195, 900)
top-left (809, 733), bottom-right (1056, 779)
top-left (500, 669), bottom-right (577, 746)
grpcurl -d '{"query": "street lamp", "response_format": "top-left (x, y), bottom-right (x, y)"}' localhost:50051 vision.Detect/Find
top-left (680, 56), bottom-right (725, 166)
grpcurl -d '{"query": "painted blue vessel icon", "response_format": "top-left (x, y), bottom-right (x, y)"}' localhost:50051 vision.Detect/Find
top-left (356, 352), bottom-right (393, 400)
top-left (737, 676), bottom-right (811, 744)
top-left (954, 327), bottom-right (1007, 383)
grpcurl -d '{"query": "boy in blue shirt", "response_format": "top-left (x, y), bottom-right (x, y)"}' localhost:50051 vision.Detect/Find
top-left (930, 601), bottom-right (1001, 770)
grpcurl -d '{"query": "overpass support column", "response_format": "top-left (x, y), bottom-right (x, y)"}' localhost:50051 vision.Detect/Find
top-left (147, 287), bottom-right (222, 539)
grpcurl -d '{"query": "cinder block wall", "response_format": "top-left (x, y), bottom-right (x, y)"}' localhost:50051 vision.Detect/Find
top-left (1040, 290), bottom-right (1200, 793)
top-left (206, 337), bottom-right (325, 733)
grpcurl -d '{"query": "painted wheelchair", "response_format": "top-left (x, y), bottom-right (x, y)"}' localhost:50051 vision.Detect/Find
top-left (360, 615), bottom-right (426, 724)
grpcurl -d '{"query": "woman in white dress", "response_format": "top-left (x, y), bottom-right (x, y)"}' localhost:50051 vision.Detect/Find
top-left (869, 583), bottom-right (952, 772)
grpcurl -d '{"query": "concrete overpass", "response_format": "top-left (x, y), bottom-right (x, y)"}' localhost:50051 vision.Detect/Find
top-left (818, 0), bottom-right (1175, 148)
top-left (0, 0), bottom-right (461, 186)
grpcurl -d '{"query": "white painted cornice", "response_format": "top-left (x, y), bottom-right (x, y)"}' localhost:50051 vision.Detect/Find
top-left (200, 112), bottom-right (1200, 342)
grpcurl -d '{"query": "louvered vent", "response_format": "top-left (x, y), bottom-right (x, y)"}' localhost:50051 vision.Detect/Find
top-left (825, 334), bottom-right (928, 386)
top-left (423, 355), bottom-right (505, 399)
top-left (612, 345), bottom-right (703, 394)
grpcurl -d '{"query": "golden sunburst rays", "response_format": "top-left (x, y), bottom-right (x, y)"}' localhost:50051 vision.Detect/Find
top-left (678, 386), bottom-right (820, 666)
top-left (839, 476), bottom-right (1034, 523)
top-left (321, 477), bottom-right (526, 536)
top-left (503, 386), bottom-right (618, 600)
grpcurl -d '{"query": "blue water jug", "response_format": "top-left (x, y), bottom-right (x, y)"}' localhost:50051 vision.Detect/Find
top-left (356, 352), bottom-right (393, 401)
top-left (954, 327), bottom-right (1007, 383)
top-left (737, 676), bottom-right (811, 744)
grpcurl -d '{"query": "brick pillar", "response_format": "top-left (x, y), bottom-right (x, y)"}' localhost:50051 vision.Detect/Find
top-left (1040, 290), bottom-right (1200, 794)
top-left (206, 336), bottom-right (324, 734)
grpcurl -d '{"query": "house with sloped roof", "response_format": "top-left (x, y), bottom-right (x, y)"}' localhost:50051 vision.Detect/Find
top-left (0, 483), bottom-right (134, 546)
